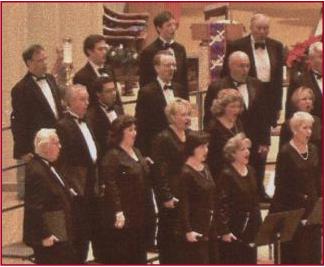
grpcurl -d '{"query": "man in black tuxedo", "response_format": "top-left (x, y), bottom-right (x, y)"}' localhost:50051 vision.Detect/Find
top-left (73, 34), bottom-right (121, 106)
top-left (56, 84), bottom-right (99, 263)
top-left (24, 129), bottom-right (77, 264)
top-left (286, 41), bottom-right (323, 119)
top-left (222, 13), bottom-right (283, 127)
top-left (139, 11), bottom-right (188, 99)
top-left (205, 51), bottom-right (270, 201)
top-left (135, 50), bottom-right (184, 157)
top-left (11, 44), bottom-right (63, 198)
top-left (87, 76), bottom-right (124, 158)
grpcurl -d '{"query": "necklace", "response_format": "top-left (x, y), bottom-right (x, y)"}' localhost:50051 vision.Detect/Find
top-left (290, 140), bottom-right (309, 160)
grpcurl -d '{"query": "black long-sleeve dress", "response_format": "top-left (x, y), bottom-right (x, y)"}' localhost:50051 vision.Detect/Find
top-left (100, 146), bottom-right (151, 264)
top-left (177, 164), bottom-right (218, 264)
top-left (151, 127), bottom-right (188, 264)
top-left (270, 143), bottom-right (321, 264)
top-left (217, 165), bottom-right (262, 264)
top-left (207, 118), bottom-right (244, 180)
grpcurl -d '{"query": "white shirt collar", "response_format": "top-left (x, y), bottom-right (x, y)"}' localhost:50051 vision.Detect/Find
top-left (67, 109), bottom-right (82, 120)
top-left (157, 76), bottom-right (172, 90)
top-left (88, 60), bottom-right (104, 71)
top-left (250, 34), bottom-right (266, 45)
top-left (159, 36), bottom-right (175, 45)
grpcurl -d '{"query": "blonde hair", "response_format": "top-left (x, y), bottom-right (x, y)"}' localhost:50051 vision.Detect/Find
top-left (291, 86), bottom-right (315, 109)
top-left (65, 84), bottom-right (88, 105)
top-left (34, 128), bottom-right (59, 157)
top-left (223, 133), bottom-right (251, 162)
top-left (289, 111), bottom-right (314, 133)
top-left (210, 88), bottom-right (244, 116)
top-left (165, 98), bottom-right (191, 124)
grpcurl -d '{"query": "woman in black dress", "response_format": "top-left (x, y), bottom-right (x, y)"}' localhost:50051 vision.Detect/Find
top-left (270, 111), bottom-right (321, 264)
top-left (177, 131), bottom-right (218, 264)
top-left (151, 98), bottom-right (192, 264)
top-left (100, 115), bottom-right (151, 264)
top-left (217, 133), bottom-right (262, 264)
top-left (207, 88), bottom-right (244, 180)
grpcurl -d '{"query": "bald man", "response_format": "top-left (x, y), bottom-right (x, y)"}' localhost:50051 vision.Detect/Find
top-left (204, 51), bottom-right (271, 201)
top-left (222, 13), bottom-right (284, 127)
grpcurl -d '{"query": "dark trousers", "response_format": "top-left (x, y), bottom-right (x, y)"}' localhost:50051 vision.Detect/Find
top-left (219, 240), bottom-right (257, 264)
top-left (157, 207), bottom-right (182, 264)
top-left (102, 228), bottom-right (146, 264)
top-left (33, 242), bottom-right (77, 264)
top-left (262, 81), bottom-right (280, 127)
top-left (281, 224), bottom-right (322, 264)
top-left (250, 144), bottom-right (268, 197)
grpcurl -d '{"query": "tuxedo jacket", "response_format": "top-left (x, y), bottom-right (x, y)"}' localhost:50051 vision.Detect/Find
top-left (11, 72), bottom-right (63, 159)
top-left (73, 62), bottom-right (122, 107)
top-left (135, 80), bottom-right (184, 156)
top-left (23, 156), bottom-right (74, 247)
top-left (139, 38), bottom-right (189, 99)
top-left (56, 113), bottom-right (99, 197)
top-left (222, 35), bottom-right (284, 120)
top-left (204, 76), bottom-right (270, 146)
top-left (285, 69), bottom-right (323, 119)
top-left (87, 103), bottom-right (124, 158)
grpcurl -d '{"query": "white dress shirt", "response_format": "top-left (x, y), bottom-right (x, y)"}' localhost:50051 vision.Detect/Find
top-left (33, 76), bottom-right (59, 118)
top-left (157, 77), bottom-right (175, 104)
top-left (159, 36), bottom-right (176, 58)
top-left (89, 60), bottom-right (107, 77)
top-left (312, 71), bottom-right (323, 94)
top-left (99, 102), bottom-right (118, 123)
top-left (251, 36), bottom-right (271, 82)
top-left (68, 111), bottom-right (98, 163)
top-left (237, 83), bottom-right (249, 109)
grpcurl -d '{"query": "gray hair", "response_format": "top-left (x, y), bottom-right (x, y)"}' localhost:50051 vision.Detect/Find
top-left (289, 111), bottom-right (314, 133)
top-left (211, 88), bottom-right (244, 116)
top-left (165, 98), bottom-right (191, 124)
top-left (65, 84), bottom-right (88, 105)
top-left (34, 128), bottom-right (59, 157)
top-left (250, 13), bottom-right (270, 26)
top-left (223, 133), bottom-right (252, 163)
top-left (228, 51), bottom-right (250, 67)
top-left (308, 41), bottom-right (322, 56)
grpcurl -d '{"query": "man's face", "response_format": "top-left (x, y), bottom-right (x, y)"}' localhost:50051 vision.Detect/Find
top-left (97, 82), bottom-right (117, 107)
top-left (87, 40), bottom-right (107, 66)
top-left (155, 55), bottom-right (177, 83)
top-left (230, 56), bottom-right (250, 82)
top-left (157, 18), bottom-right (177, 41)
top-left (250, 16), bottom-right (270, 42)
top-left (27, 49), bottom-right (48, 76)
top-left (69, 89), bottom-right (89, 118)
top-left (310, 49), bottom-right (323, 73)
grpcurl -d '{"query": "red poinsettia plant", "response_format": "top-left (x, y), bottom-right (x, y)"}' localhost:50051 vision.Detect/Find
top-left (286, 34), bottom-right (322, 68)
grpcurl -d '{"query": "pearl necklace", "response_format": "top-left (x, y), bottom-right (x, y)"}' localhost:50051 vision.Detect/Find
top-left (290, 140), bottom-right (309, 161)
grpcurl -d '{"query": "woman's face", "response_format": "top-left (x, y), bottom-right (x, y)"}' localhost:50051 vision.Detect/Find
top-left (296, 91), bottom-right (314, 113)
top-left (122, 124), bottom-right (137, 147)
top-left (224, 101), bottom-right (242, 121)
top-left (193, 143), bottom-right (209, 163)
top-left (172, 105), bottom-right (191, 130)
top-left (293, 121), bottom-right (313, 145)
top-left (232, 140), bottom-right (250, 166)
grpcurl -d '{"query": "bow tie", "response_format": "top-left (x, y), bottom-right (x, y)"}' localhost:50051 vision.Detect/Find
top-left (98, 67), bottom-right (108, 76)
top-left (33, 75), bottom-right (47, 81)
top-left (70, 114), bottom-right (86, 124)
top-left (233, 80), bottom-right (246, 87)
top-left (163, 42), bottom-right (173, 49)
top-left (313, 72), bottom-right (322, 80)
top-left (163, 84), bottom-right (173, 90)
top-left (254, 42), bottom-right (266, 50)
top-left (100, 103), bottom-right (114, 112)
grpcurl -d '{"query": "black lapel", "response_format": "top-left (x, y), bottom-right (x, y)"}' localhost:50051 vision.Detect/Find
top-left (245, 35), bottom-right (257, 77)
top-left (265, 38), bottom-right (277, 79)
top-left (85, 62), bottom-right (99, 80)
top-left (45, 74), bottom-right (63, 117)
top-left (154, 80), bottom-right (167, 107)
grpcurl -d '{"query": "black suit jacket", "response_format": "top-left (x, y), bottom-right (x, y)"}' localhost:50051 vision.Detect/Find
top-left (73, 62), bottom-right (122, 107)
top-left (87, 103), bottom-right (124, 158)
top-left (204, 76), bottom-right (270, 146)
top-left (139, 38), bottom-right (189, 99)
top-left (56, 113), bottom-right (99, 197)
top-left (285, 69), bottom-right (323, 119)
top-left (135, 80), bottom-right (184, 156)
top-left (222, 35), bottom-right (284, 124)
top-left (23, 156), bottom-right (74, 247)
top-left (11, 72), bottom-right (63, 159)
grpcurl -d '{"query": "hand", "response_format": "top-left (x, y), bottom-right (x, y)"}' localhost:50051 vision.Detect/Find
top-left (222, 232), bottom-right (237, 243)
top-left (258, 145), bottom-right (269, 156)
top-left (163, 197), bottom-right (179, 209)
top-left (21, 153), bottom-right (34, 162)
top-left (114, 211), bottom-right (125, 229)
top-left (42, 235), bottom-right (59, 247)
top-left (186, 231), bottom-right (203, 242)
